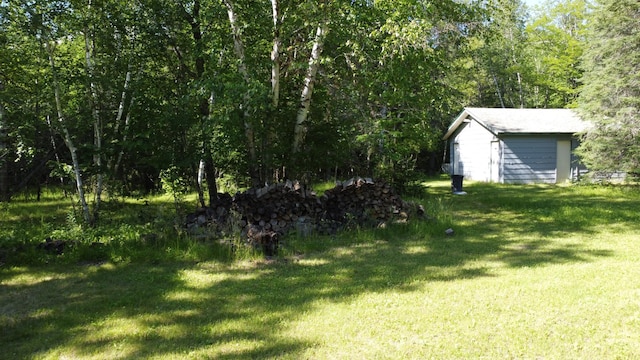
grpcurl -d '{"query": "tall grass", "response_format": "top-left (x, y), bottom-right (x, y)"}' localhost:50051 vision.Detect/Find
top-left (0, 189), bottom-right (244, 266)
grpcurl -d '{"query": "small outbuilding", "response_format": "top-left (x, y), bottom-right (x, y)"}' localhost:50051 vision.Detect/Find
top-left (443, 107), bottom-right (591, 184)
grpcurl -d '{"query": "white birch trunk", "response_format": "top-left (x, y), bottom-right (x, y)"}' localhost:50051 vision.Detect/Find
top-left (0, 80), bottom-right (7, 201)
top-left (197, 159), bottom-right (206, 207)
top-left (507, 28), bottom-right (525, 109)
top-left (292, 23), bottom-right (328, 153)
top-left (271, 0), bottom-right (281, 108)
top-left (46, 115), bottom-right (66, 187)
top-left (46, 42), bottom-right (92, 224)
top-left (263, 0), bottom-right (282, 181)
top-left (516, 70), bottom-right (524, 108)
top-left (492, 72), bottom-right (506, 108)
top-left (223, 0), bottom-right (257, 169)
top-left (113, 69), bottom-right (132, 136)
top-left (84, 1), bottom-right (103, 219)
top-left (111, 68), bottom-right (133, 175)
top-left (114, 96), bottom-right (133, 176)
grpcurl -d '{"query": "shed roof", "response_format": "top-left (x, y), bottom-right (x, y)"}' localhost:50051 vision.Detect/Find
top-left (443, 107), bottom-right (592, 140)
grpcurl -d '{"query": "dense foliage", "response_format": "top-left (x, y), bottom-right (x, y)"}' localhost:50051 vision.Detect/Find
top-left (2, 0), bottom-right (635, 222)
top-left (576, 0), bottom-right (640, 178)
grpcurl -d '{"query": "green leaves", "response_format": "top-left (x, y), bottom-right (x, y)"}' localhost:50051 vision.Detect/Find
top-left (5, 0), bottom-right (633, 193)
top-left (526, 0), bottom-right (588, 108)
top-left (577, 0), bottom-right (640, 176)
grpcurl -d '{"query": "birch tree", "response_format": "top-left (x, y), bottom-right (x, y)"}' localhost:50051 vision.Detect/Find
top-left (219, 0), bottom-right (335, 181)
top-left (21, 0), bottom-right (140, 222)
top-left (111, 68), bottom-right (134, 177)
top-left (82, 0), bottom-right (104, 219)
top-left (179, 0), bottom-right (220, 205)
top-left (45, 40), bottom-right (92, 223)
top-left (0, 7), bottom-right (6, 201)
top-left (222, 0), bottom-right (259, 184)
top-left (0, 79), bottom-right (7, 202)
top-left (270, 0), bottom-right (281, 110)
top-left (292, 22), bottom-right (329, 154)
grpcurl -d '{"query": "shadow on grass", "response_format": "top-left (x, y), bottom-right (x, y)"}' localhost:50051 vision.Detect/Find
top-left (1, 231), bottom-right (499, 359)
top-left (2, 181), bottom-right (637, 358)
top-left (433, 181), bottom-right (637, 268)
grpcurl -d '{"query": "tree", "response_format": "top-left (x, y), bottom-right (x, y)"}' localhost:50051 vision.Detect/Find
top-left (0, 78), bottom-right (6, 202)
top-left (7, 0), bottom-right (606, 199)
top-left (1, 2), bottom-right (51, 201)
top-left (526, 0), bottom-right (588, 108)
top-left (469, 0), bottom-right (532, 108)
top-left (576, 0), bottom-right (640, 177)
top-left (0, 8), bottom-right (7, 200)
top-left (6, 0), bottom-right (148, 221)
top-left (313, 0), bottom-right (483, 185)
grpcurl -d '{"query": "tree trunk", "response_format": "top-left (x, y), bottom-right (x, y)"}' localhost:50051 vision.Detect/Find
top-left (205, 91), bottom-right (219, 205)
top-left (182, 1), bottom-right (223, 199)
top-left (113, 97), bottom-right (133, 177)
top-left (113, 96), bottom-right (133, 178)
top-left (46, 42), bottom-right (92, 224)
top-left (84, 4), bottom-right (103, 221)
top-left (271, 0), bottom-right (281, 109)
top-left (263, 0), bottom-right (282, 182)
top-left (46, 115), bottom-right (66, 190)
top-left (492, 72), bottom-right (506, 108)
top-left (110, 68), bottom-right (132, 174)
top-left (292, 23), bottom-right (328, 153)
top-left (516, 70), bottom-right (524, 108)
top-left (508, 28), bottom-right (525, 109)
top-left (204, 155), bottom-right (218, 206)
top-left (197, 159), bottom-right (206, 207)
top-left (223, 0), bottom-right (259, 184)
top-left (0, 80), bottom-right (8, 202)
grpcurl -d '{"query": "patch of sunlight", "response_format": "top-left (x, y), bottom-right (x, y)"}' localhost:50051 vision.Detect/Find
top-left (233, 260), bottom-right (280, 272)
top-left (210, 339), bottom-right (267, 359)
top-left (50, 348), bottom-right (134, 360)
top-left (591, 222), bottom-right (638, 235)
top-left (85, 316), bottom-right (143, 338)
top-left (296, 258), bottom-right (330, 266)
top-left (327, 247), bottom-right (355, 257)
top-left (167, 309), bottom-right (201, 319)
top-left (82, 313), bottom-right (197, 348)
top-left (29, 307), bottom-right (54, 319)
top-left (151, 322), bottom-right (191, 339)
top-left (0, 214), bottom-right (19, 222)
top-left (354, 240), bottom-right (388, 247)
top-left (284, 289), bottom-right (430, 358)
top-left (163, 289), bottom-right (210, 303)
top-left (177, 269), bottom-right (229, 289)
top-left (194, 261), bottom-right (229, 271)
top-left (1, 271), bottom-right (78, 287)
top-left (402, 245), bottom-right (429, 255)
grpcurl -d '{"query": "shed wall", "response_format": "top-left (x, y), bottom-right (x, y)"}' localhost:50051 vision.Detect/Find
top-left (450, 120), bottom-right (495, 182)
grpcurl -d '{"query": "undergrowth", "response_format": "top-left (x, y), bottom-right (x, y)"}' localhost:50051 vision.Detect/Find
top-left (0, 181), bottom-right (440, 267)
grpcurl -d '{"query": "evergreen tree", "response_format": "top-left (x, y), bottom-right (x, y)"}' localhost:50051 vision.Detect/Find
top-left (579, 0), bottom-right (640, 179)
top-left (576, 0), bottom-right (640, 177)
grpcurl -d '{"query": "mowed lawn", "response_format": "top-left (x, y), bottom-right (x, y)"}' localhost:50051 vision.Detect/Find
top-left (1, 180), bottom-right (639, 359)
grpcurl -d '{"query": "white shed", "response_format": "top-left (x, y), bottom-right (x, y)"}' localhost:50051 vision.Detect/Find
top-left (443, 108), bottom-right (591, 184)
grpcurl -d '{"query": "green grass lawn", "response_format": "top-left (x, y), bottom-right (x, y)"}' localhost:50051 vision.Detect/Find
top-left (1, 179), bottom-right (639, 359)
